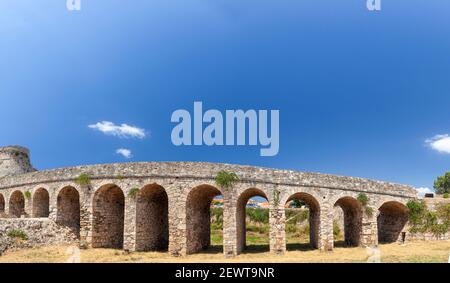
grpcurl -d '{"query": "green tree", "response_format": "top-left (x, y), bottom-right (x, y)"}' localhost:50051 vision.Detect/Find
top-left (291, 199), bottom-right (305, 208)
top-left (433, 172), bottom-right (450, 194)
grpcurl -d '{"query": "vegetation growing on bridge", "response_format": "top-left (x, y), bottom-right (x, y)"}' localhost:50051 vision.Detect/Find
top-left (75, 174), bottom-right (91, 186)
top-left (24, 191), bottom-right (31, 200)
top-left (214, 171), bottom-right (239, 189)
top-left (357, 193), bottom-right (374, 217)
top-left (128, 187), bottom-right (140, 199)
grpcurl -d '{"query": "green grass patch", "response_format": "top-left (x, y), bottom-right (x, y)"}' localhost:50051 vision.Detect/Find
top-left (7, 229), bottom-right (28, 240)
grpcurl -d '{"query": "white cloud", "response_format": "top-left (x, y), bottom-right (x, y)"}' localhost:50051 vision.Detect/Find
top-left (426, 134), bottom-right (450, 154)
top-left (415, 187), bottom-right (434, 197)
top-left (88, 121), bottom-right (146, 139)
top-left (116, 148), bottom-right (132, 159)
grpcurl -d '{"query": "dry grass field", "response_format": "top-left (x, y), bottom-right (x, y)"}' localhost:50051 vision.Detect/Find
top-left (0, 240), bottom-right (448, 263)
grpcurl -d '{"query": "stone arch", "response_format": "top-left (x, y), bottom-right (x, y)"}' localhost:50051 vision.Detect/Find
top-left (92, 184), bottom-right (125, 249)
top-left (32, 188), bottom-right (50, 217)
top-left (186, 184), bottom-right (223, 254)
top-left (9, 191), bottom-right (25, 218)
top-left (135, 184), bottom-right (169, 252)
top-left (236, 188), bottom-right (269, 254)
top-left (333, 197), bottom-right (362, 247)
top-left (285, 192), bottom-right (321, 249)
top-left (377, 201), bottom-right (408, 243)
top-left (56, 186), bottom-right (80, 237)
top-left (0, 193), bottom-right (5, 214)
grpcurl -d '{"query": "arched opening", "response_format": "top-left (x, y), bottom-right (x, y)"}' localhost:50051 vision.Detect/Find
top-left (0, 193), bottom-right (5, 215)
top-left (9, 191), bottom-right (25, 218)
top-left (57, 186), bottom-right (80, 237)
top-left (285, 192), bottom-right (320, 251)
top-left (378, 201), bottom-right (408, 243)
top-left (236, 188), bottom-right (269, 254)
top-left (333, 197), bottom-right (362, 247)
top-left (32, 188), bottom-right (49, 218)
top-left (135, 184), bottom-right (169, 252)
top-left (186, 184), bottom-right (222, 254)
top-left (92, 184), bottom-right (125, 249)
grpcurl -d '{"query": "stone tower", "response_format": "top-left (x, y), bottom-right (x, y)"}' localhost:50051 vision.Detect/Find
top-left (0, 146), bottom-right (36, 178)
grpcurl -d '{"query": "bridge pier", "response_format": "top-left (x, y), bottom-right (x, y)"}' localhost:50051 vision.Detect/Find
top-left (48, 190), bottom-right (58, 222)
top-left (79, 186), bottom-right (93, 248)
top-left (24, 194), bottom-right (32, 217)
top-left (269, 208), bottom-right (286, 254)
top-left (123, 193), bottom-right (137, 252)
top-left (223, 192), bottom-right (238, 257)
top-left (168, 186), bottom-right (187, 256)
top-left (320, 202), bottom-right (334, 251)
top-left (360, 209), bottom-right (378, 247)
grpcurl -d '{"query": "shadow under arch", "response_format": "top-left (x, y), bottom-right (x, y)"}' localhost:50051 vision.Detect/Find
top-left (92, 184), bottom-right (125, 249)
top-left (32, 188), bottom-right (50, 218)
top-left (135, 183), bottom-right (169, 252)
top-left (285, 192), bottom-right (320, 251)
top-left (333, 196), bottom-right (362, 247)
top-left (9, 191), bottom-right (25, 218)
top-left (378, 201), bottom-right (408, 244)
top-left (186, 184), bottom-right (223, 255)
top-left (57, 186), bottom-right (81, 237)
top-left (0, 193), bottom-right (5, 214)
top-left (236, 188), bottom-right (269, 254)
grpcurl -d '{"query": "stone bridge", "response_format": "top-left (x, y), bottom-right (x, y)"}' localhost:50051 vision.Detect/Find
top-left (0, 146), bottom-right (417, 257)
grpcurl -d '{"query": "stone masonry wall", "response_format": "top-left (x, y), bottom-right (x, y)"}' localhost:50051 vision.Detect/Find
top-left (0, 161), bottom-right (419, 258)
top-left (0, 218), bottom-right (78, 255)
top-left (0, 146), bottom-right (35, 178)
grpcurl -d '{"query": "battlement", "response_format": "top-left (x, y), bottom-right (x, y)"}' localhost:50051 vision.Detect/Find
top-left (0, 146), bottom-right (35, 178)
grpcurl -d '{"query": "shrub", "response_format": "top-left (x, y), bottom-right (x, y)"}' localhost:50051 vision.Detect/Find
top-left (211, 207), bottom-right (223, 227)
top-left (301, 224), bottom-right (310, 235)
top-left (436, 203), bottom-right (450, 227)
top-left (357, 193), bottom-right (369, 206)
top-left (286, 224), bottom-right (298, 234)
top-left (285, 209), bottom-right (309, 225)
top-left (128, 187), bottom-right (140, 199)
top-left (443, 193), bottom-right (449, 199)
top-left (246, 208), bottom-right (269, 224)
top-left (407, 200), bottom-right (426, 221)
top-left (24, 191), bottom-right (31, 200)
top-left (247, 224), bottom-right (269, 234)
top-left (357, 193), bottom-right (374, 216)
top-left (365, 206), bottom-right (374, 217)
top-left (75, 174), bottom-right (91, 186)
top-left (333, 220), bottom-right (341, 238)
top-left (7, 229), bottom-right (28, 240)
top-left (214, 171), bottom-right (239, 189)
top-left (407, 200), bottom-right (450, 235)
top-left (290, 199), bottom-right (305, 208)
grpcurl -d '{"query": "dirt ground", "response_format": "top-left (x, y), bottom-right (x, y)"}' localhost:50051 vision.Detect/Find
top-left (0, 240), bottom-right (449, 263)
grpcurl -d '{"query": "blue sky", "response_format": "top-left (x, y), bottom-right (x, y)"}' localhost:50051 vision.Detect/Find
top-left (1, 0), bottom-right (450, 193)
